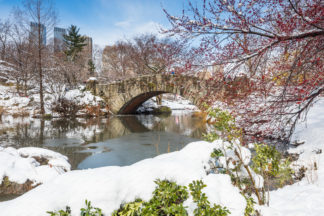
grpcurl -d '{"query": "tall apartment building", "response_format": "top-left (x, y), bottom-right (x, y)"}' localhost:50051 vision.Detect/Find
top-left (30, 22), bottom-right (46, 46)
top-left (78, 36), bottom-right (93, 79)
top-left (83, 36), bottom-right (93, 60)
top-left (54, 27), bottom-right (66, 52)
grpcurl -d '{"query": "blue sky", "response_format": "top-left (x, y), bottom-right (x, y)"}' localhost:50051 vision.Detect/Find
top-left (0, 0), bottom-right (190, 47)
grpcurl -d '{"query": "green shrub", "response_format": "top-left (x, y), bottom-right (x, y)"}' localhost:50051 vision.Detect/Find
top-left (81, 200), bottom-right (104, 216)
top-left (113, 179), bottom-right (230, 216)
top-left (242, 194), bottom-right (256, 216)
top-left (47, 206), bottom-right (71, 216)
top-left (203, 107), bottom-right (241, 142)
top-left (203, 106), bottom-right (293, 207)
top-left (47, 200), bottom-right (103, 216)
top-left (252, 144), bottom-right (281, 177)
top-left (112, 199), bottom-right (143, 216)
top-left (113, 179), bottom-right (188, 216)
top-left (252, 144), bottom-right (294, 188)
top-left (152, 106), bottom-right (172, 115)
top-left (142, 180), bottom-right (188, 215)
top-left (189, 180), bottom-right (230, 216)
top-left (43, 113), bottom-right (53, 120)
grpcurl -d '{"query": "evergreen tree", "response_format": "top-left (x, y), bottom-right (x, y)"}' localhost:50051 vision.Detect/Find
top-left (88, 59), bottom-right (96, 76)
top-left (63, 25), bottom-right (86, 61)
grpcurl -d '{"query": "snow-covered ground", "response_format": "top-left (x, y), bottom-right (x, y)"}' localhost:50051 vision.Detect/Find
top-left (0, 84), bottom-right (104, 116)
top-left (0, 147), bottom-right (70, 185)
top-left (265, 98), bottom-right (324, 216)
top-left (0, 140), bottom-right (246, 216)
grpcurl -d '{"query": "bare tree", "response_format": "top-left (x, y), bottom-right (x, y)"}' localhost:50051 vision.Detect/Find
top-left (101, 34), bottom-right (190, 81)
top-left (0, 14), bottom-right (36, 95)
top-left (92, 44), bottom-right (103, 76)
top-left (0, 18), bottom-right (11, 61)
top-left (16, 0), bottom-right (57, 116)
top-left (7, 26), bottom-right (35, 95)
top-left (130, 34), bottom-right (187, 75)
top-left (102, 41), bottom-right (133, 80)
top-left (44, 54), bottom-right (67, 101)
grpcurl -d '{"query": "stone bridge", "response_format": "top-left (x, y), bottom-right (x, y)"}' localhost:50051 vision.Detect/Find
top-left (87, 74), bottom-right (223, 114)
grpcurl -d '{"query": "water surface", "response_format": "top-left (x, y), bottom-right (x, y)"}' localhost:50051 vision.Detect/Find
top-left (0, 113), bottom-right (207, 169)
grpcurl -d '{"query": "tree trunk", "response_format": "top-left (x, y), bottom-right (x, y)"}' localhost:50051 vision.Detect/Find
top-left (156, 95), bottom-right (162, 105)
top-left (38, 23), bottom-right (44, 116)
top-left (24, 80), bottom-right (27, 96)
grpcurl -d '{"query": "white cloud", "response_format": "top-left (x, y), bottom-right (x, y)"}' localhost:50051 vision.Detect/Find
top-left (114, 20), bottom-right (131, 28)
top-left (93, 21), bottom-right (164, 47)
top-left (62, 0), bottom-right (171, 47)
top-left (134, 21), bottom-right (161, 35)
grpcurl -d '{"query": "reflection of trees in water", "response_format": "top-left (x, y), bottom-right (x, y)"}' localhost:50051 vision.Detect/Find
top-left (1, 115), bottom-right (207, 147)
top-left (2, 119), bottom-right (85, 148)
top-left (0, 114), bottom-right (207, 169)
top-left (3, 121), bottom-right (44, 148)
top-left (150, 114), bottom-right (207, 139)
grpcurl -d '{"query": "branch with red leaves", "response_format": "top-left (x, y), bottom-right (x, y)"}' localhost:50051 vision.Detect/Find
top-left (164, 0), bottom-right (324, 139)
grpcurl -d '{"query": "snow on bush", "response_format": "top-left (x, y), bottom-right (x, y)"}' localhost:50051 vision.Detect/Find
top-left (64, 89), bottom-right (102, 106)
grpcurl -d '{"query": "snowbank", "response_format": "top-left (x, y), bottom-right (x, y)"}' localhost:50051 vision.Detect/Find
top-left (0, 147), bottom-right (70, 185)
top-left (264, 98), bottom-right (324, 216)
top-left (0, 141), bottom-right (246, 216)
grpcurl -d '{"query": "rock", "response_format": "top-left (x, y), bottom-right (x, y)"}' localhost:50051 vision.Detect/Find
top-left (0, 176), bottom-right (39, 195)
top-left (152, 106), bottom-right (172, 115)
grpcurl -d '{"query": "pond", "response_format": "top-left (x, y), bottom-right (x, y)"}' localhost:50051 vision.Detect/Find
top-left (0, 112), bottom-right (208, 170)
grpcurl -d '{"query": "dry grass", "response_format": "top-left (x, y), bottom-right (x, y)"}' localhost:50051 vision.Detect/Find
top-left (84, 105), bottom-right (102, 117)
top-left (0, 106), bottom-right (4, 119)
top-left (192, 111), bottom-right (207, 119)
top-left (11, 109), bottom-right (30, 118)
top-left (192, 111), bottom-right (209, 124)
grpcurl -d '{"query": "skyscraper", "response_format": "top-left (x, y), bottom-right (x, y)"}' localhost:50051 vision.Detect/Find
top-left (83, 36), bottom-right (93, 60)
top-left (81, 36), bottom-right (93, 79)
top-left (30, 22), bottom-right (46, 46)
top-left (54, 27), bottom-right (66, 52)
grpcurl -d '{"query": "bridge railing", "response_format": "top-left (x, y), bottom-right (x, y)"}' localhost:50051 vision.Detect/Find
top-left (94, 73), bottom-right (200, 85)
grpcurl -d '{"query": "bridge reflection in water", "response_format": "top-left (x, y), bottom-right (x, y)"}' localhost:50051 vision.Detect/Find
top-left (0, 113), bottom-right (207, 169)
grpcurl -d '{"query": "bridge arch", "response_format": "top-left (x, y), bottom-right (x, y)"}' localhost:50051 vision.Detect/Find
top-left (118, 91), bottom-right (167, 114)
top-left (88, 74), bottom-right (220, 114)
